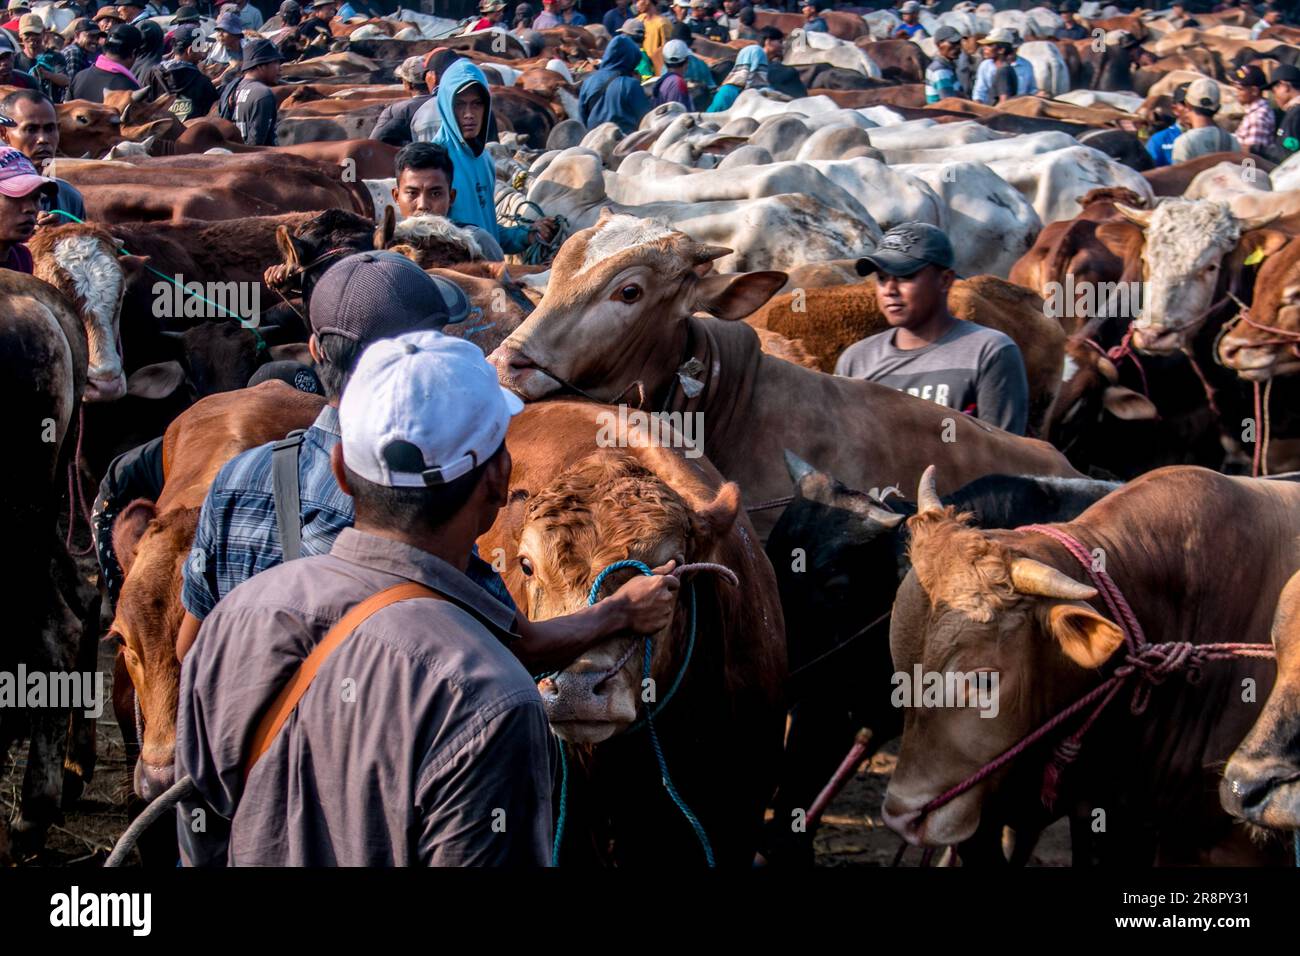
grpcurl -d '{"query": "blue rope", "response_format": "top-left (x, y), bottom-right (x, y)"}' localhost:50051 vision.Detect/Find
top-left (1294, 831), bottom-right (1299, 867)
top-left (549, 559), bottom-right (715, 867)
top-left (45, 209), bottom-right (268, 352)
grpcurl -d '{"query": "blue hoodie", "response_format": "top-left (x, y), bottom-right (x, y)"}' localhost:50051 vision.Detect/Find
top-left (578, 34), bottom-right (652, 136)
top-left (431, 59), bottom-right (529, 255)
top-left (707, 44), bottom-right (768, 112)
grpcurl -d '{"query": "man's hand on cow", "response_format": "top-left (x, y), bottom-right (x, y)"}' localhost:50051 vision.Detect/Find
top-left (36, 211), bottom-right (62, 228)
top-left (264, 262), bottom-right (293, 289)
top-left (607, 560), bottom-right (681, 635)
top-left (528, 216), bottom-right (559, 245)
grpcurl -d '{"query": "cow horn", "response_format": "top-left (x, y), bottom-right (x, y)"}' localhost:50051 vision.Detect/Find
top-left (131, 86), bottom-right (150, 103)
top-left (783, 449), bottom-right (815, 484)
top-left (916, 464), bottom-right (942, 514)
top-left (1238, 210), bottom-right (1281, 233)
top-left (1009, 558), bottom-right (1098, 601)
top-left (158, 330), bottom-right (187, 341)
top-left (1113, 202), bottom-right (1153, 228)
top-left (690, 243), bottom-right (731, 265)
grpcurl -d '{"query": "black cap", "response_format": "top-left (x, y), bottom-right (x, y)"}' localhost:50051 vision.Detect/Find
top-left (309, 251), bottom-right (470, 342)
top-left (170, 23), bottom-right (199, 50)
top-left (241, 37), bottom-right (284, 70)
top-left (173, 4), bottom-right (200, 21)
top-left (855, 222), bottom-right (956, 278)
top-left (1234, 64), bottom-right (1268, 88)
top-left (248, 360), bottom-right (324, 394)
top-left (104, 22), bottom-right (143, 55)
top-left (1271, 63), bottom-right (1300, 87)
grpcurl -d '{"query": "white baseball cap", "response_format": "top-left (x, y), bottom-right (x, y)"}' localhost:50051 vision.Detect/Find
top-left (340, 330), bottom-right (524, 488)
top-left (662, 38), bottom-right (690, 64)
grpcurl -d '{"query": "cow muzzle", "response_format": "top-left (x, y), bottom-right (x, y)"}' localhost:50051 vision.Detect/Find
top-left (538, 638), bottom-right (640, 744)
top-left (133, 753), bottom-right (176, 803)
top-left (84, 370), bottom-right (128, 402)
top-left (1220, 758), bottom-right (1300, 830)
top-left (488, 344), bottom-right (562, 401)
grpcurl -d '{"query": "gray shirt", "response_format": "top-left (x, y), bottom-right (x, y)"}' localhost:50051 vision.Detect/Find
top-left (1172, 125), bottom-right (1240, 164)
top-left (175, 527), bottom-right (553, 866)
top-left (232, 78), bottom-right (278, 146)
top-left (834, 318), bottom-right (1029, 435)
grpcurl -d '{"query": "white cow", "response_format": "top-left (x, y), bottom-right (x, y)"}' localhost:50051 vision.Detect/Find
top-left (897, 161), bottom-right (1043, 278)
top-left (527, 148), bottom-right (882, 272)
top-left (1272, 151), bottom-right (1300, 191)
top-left (1057, 89), bottom-right (1144, 113)
top-left (874, 129), bottom-right (1076, 165)
top-left (985, 145), bottom-right (1155, 223)
top-left (783, 28), bottom-right (883, 77)
top-left (865, 120), bottom-right (1008, 154)
top-left (1185, 160), bottom-right (1273, 202)
top-left (1017, 41), bottom-right (1071, 96)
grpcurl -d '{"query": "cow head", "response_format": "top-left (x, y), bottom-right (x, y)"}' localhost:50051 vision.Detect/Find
top-left (1220, 569), bottom-right (1300, 833)
top-left (1115, 199), bottom-right (1278, 353)
top-left (1042, 332), bottom-right (1158, 447)
top-left (56, 99), bottom-right (123, 158)
top-left (108, 499), bottom-right (198, 802)
top-left (882, 467), bottom-right (1123, 847)
top-left (273, 208), bottom-right (382, 303)
top-left (30, 223), bottom-right (147, 402)
top-left (525, 452), bottom-right (740, 744)
top-left (1217, 235), bottom-right (1300, 381)
top-left (491, 212), bottom-right (786, 403)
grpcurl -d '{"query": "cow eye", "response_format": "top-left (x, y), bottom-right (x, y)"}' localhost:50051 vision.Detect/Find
top-left (76, 115), bottom-right (88, 124)
top-left (104, 631), bottom-right (125, 648)
top-left (613, 284), bottom-right (642, 304)
top-left (519, 556), bottom-right (534, 577)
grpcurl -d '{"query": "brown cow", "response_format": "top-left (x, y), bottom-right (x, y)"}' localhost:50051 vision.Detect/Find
top-left (885, 464), bottom-right (1296, 864)
top-left (480, 400), bottom-right (785, 866)
top-left (490, 212), bottom-right (1080, 541)
top-left (746, 275), bottom-right (1066, 434)
top-left (1217, 234), bottom-right (1300, 379)
top-left (855, 38), bottom-right (928, 82)
top-left (109, 381), bottom-right (325, 800)
top-left (1221, 566), bottom-right (1300, 833)
top-left (56, 99), bottom-right (123, 158)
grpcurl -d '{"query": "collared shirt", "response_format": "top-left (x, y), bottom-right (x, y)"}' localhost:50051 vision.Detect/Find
top-left (176, 527), bottom-right (553, 866)
top-left (182, 404), bottom-right (517, 620)
top-left (62, 42), bottom-right (92, 75)
top-left (1236, 97), bottom-right (1276, 151)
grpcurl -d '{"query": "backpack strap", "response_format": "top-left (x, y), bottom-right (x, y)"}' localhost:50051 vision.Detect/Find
top-left (243, 581), bottom-right (440, 781)
top-left (271, 429), bottom-right (306, 562)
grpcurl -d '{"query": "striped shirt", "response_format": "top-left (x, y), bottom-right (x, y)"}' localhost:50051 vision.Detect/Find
top-left (181, 404), bottom-right (516, 621)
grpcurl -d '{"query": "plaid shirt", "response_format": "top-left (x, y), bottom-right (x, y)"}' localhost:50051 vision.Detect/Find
top-left (181, 405), bottom-right (516, 620)
top-left (61, 43), bottom-right (91, 76)
top-left (1236, 98), bottom-right (1276, 150)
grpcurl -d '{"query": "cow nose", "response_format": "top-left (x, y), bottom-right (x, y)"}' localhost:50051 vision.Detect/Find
top-left (1220, 760), bottom-right (1298, 819)
top-left (133, 757), bottom-right (176, 803)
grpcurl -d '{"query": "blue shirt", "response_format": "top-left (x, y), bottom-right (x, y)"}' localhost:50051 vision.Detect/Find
top-left (973, 56), bottom-right (1036, 103)
top-left (181, 405), bottom-right (516, 620)
top-left (602, 5), bottom-right (630, 34)
top-left (1146, 122), bottom-right (1183, 167)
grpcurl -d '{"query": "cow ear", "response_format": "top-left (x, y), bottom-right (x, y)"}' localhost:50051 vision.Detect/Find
top-left (694, 271), bottom-right (789, 321)
top-left (117, 253), bottom-right (150, 279)
top-left (1102, 385), bottom-right (1158, 421)
top-left (1230, 228), bottom-right (1290, 273)
top-left (267, 342), bottom-right (312, 364)
top-left (276, 225), bottom-right (303, 271)
top-left (126, 361), bottom-right (188, 399)
top-left (112, 498), bottom-right (158, 577)
top-left (1042, 602), bottom-right (1125, 669)
top-left (689, 482), bottom-right (740, 551)
top-left (374, 204), bottom-right (396, 249)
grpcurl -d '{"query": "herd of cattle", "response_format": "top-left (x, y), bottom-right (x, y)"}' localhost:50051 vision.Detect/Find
top-left (7, 0), bottom-right (1300, 868)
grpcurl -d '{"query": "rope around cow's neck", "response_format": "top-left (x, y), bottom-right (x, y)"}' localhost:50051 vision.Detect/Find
top-left (46, 209), bottom-right (268, 353)
top-left (550, 559), bottom-right (737, 868)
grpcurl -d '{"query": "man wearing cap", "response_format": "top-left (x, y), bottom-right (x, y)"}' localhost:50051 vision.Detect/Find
top-left (1269, 63), bottom-right (1300, 158)
top-left (172, 4), bottom-right (201, 24)
top-left (60, 17), bottom-right (102, 76)
top-left (615, 16), bottom-right (654, 79)
top-left (636, 0), bottom-right (671, 60)
top-left (1233, 64), bottom-right (1276, 156)
top-left (204, 10), bottom-right (245, 72)
top-left (0, 90), bottom-right (87, 224)
top-left (146, 24), bottom-right (218, 121)
top-left (686, 0), bottom-right (727, 41)
top-left (1145, 81), bottom-right (1189, 167)
top-left (293, 0), bottom-right (337, 53)
top-left (972, 27), bottom-right (1034, 103)
top-left (800, 1), bottom-right (828, 33)
top-left (835, 222), bottom-right (1030, 435)
top-left (118, 0), bottom-right (165, 25)
top-left (1172, 77), bottom-right (1240, 162)
top-left (1057, 0), bottom-right (1087, 40)
top-left (93, 4), bottom-right (123, 32)
top-left (470, 0), bottom-right (505, 31)
top-left (652, 37), bottom-right (692, 106)
top-left (177, 253), bottom-right (677, 731)
top-left (894, 0), bottom-right (925, 38)
top-left (3, 0), bottom-right (30, 32)
top-left (0, 146), bottom-right (56, 273)
top-left (174, 327), bottom-right (560, 866)
top-left (925, 24), bottom-right (964, 102)
top-left (69, 22), bottom-right (140, 100)
top-left (370, 52), bottom-right (439, 146)
top-left (407, 48), bottom-right (463, 143)
top-left (716, 0), bottom-right (742, 39)
top-left (0, 34), bottom-right (38, 90)
top-left (603, 0), bottom-right (632, 36)
top-left (218, 37), bottom-right (281, 145)
top-left (16, 15), bottom-right (69, 102)
top-left (578, 32), bottom-right (650, 135)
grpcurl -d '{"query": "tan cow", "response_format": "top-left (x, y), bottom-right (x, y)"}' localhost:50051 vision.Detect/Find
top-left (885, 465), bottom-right (1296, 864)
top-left (1218, 235), bottom-right (1300, 379)
top-left (490, 212), bottom-right (1080, 541)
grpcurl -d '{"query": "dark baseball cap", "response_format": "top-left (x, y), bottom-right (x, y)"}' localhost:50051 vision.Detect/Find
top-left (855, 222), bottom-right (956, 278)
top-left (248, 360), bottom-right (324, 394)
top-left (1233, 64), bottom-right (1268, 88)
top-left (932, 24), bottom-right (962, 44)
top-left (70, 16), bottom-right (102, 34)
top-left (1271, 63), bottom-right (1300, 86)
top-left (104, 22), bottom-right (142, 55)
top-left (309, 251), bottom-right (471, 342)
top-left (170, 23), bottom-right (199, 49)
top-left (173, 4), bottom-right (200, 21)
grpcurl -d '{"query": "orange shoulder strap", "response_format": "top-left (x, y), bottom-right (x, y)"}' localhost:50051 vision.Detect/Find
top-left (243, 581), bottom-right (439, 782)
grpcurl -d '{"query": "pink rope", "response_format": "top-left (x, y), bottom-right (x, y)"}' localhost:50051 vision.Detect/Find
top-left (919, 525), bottom-right (1275, 817)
